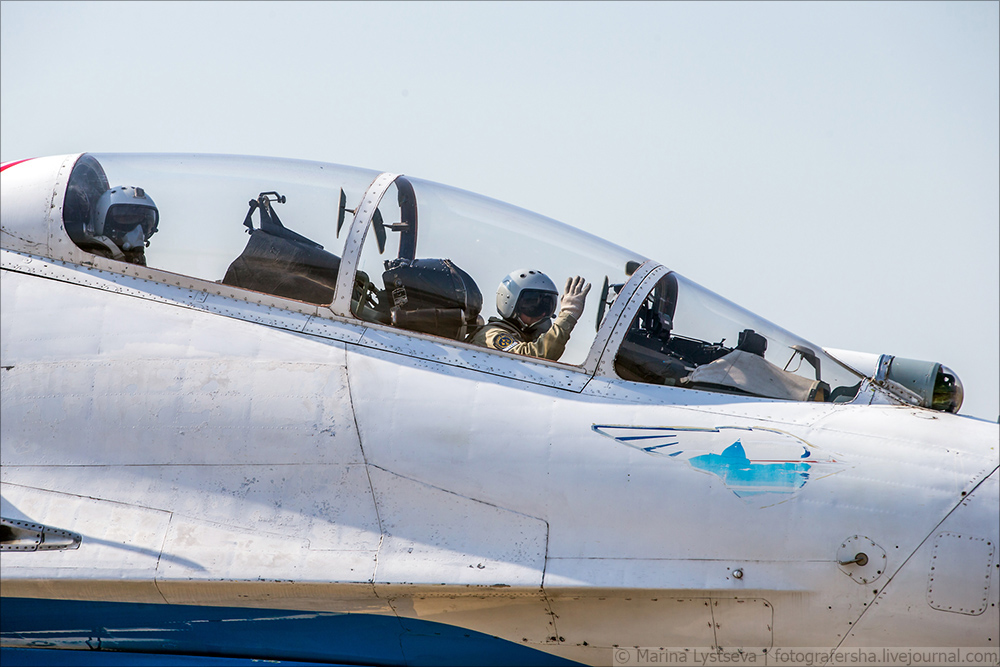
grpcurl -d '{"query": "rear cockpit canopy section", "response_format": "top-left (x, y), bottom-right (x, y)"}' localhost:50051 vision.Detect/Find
top-left (58, 153), bottom-right (383, 301)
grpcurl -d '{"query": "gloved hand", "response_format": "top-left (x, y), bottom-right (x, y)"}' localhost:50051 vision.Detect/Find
top-left (559, 276), bottom-right (591, 321)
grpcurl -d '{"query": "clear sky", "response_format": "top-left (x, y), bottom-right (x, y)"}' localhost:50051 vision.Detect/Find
top-left (2, 1), bottom-right (997, 420)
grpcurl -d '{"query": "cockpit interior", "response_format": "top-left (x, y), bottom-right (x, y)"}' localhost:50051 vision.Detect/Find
top-left (55, 153), bottom-right (868, 404)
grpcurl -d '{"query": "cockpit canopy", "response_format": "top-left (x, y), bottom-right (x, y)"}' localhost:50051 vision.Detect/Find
top-left (14, 152), bottom-right (869, 403)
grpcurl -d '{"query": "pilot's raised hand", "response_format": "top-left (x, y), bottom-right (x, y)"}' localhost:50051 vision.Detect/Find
top-left (560, 276), bottom-right (591, 321)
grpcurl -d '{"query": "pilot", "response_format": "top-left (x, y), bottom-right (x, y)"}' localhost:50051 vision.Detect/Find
top-left (69, 186), bottom-right (159, 265)
top-left (469, 269), bottom-right (590, 362)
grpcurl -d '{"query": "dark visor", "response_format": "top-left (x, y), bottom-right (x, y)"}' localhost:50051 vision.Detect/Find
top-left (105, 205), bottom-right (159, 237)
top-left (515, 289), bottom-right (558, 319)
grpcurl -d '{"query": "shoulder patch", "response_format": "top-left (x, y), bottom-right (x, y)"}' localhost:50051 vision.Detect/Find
top-left (493, 334), bottom-right (515, 350)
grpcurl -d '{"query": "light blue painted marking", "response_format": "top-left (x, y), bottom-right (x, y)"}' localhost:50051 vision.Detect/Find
top-left (688, 440), bottom-right (811, 498)
top-left (592, 424), bottom-right (845, 505)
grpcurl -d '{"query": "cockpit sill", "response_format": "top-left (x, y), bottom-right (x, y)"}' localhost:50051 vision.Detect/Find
top-left (1, 153), bottom-right (961, 412)
top-left (0, 245), bottom-right (636, 391)
top-left (1, 244), bottom-right (946, 422)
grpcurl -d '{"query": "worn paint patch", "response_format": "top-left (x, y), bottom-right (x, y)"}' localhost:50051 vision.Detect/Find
top-left (592, 425), bottom-right (846, 507)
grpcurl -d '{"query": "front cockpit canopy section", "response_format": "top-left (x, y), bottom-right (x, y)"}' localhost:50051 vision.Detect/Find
top-left (340, 173), bottom-right (643, 365)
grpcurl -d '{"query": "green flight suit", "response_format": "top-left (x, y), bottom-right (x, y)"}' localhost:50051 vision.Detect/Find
top-left (469, 311), bottom-right (578, 362)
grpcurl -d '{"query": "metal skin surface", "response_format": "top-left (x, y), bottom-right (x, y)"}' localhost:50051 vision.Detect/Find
top-left (1, 155), bottom-right (998, 666)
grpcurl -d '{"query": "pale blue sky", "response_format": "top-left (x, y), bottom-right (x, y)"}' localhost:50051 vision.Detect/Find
top-left (2, 1), bottom-right (997, 419)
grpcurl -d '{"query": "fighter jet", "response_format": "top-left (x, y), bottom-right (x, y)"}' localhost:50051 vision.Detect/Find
top-left (1, 153), bottom-right (996, 666)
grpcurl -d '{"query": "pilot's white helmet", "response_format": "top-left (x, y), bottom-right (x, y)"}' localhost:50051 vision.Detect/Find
top-left (496, 269), bottom-right (559, 321)
top-left (92, 186), bottom-right (159, 251)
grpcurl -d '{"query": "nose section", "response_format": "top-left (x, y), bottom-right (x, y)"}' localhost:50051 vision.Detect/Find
top-left (843, 467), bottom-right (999, 647)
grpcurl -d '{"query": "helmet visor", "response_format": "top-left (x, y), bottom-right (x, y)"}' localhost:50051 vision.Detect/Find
top-left (104, 204), bottom-right (158, 243)
top-left (515, 289), bottom-right (558, 319)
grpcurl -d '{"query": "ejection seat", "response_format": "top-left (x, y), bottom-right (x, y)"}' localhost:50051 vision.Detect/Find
top-left (345, 175), bottom-right (483, 341)
top-left (375, 257), bottom-right (483, 341)
top-left (222, 192), bottom-right (342, 305)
